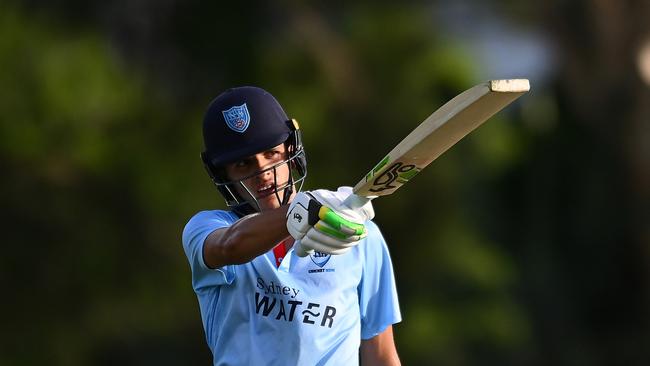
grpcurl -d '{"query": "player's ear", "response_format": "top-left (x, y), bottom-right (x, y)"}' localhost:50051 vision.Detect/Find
top-left (284, 141), bottom-right (293, 161)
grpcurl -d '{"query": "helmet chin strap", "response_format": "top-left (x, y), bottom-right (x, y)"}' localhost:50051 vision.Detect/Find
top-left (281, 185), bottom-right (293, 206)
top-left (231, 178), bottom-right (263, 216)
top-left (281, 172), bottom-right (295, 206)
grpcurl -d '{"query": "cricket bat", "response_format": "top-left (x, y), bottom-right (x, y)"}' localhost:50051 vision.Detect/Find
top-left (343, 78), bottom-right (530, 209)
top-left (295, 79), bottom-right (530, 257)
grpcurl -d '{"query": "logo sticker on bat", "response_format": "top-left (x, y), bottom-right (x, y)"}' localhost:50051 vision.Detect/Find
top-left (364, 155), bottom-right (390, 183)
top-left (369, 162), bottom-right (421, 192)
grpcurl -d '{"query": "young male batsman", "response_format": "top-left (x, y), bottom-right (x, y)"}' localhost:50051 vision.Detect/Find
top-left (182, 86), bottom-right (401, 365)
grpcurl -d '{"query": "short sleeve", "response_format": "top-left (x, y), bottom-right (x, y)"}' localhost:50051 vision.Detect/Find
top-left (358, 221), bottom-right (402, 340)
top-left (182, 210), bottom-right (238, 292)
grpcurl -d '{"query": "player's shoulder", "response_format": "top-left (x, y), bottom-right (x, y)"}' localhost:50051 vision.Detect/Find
top-left (189, 209), bottom-right (237, 223)
top-left (184, 209), bottom-right (238, 233)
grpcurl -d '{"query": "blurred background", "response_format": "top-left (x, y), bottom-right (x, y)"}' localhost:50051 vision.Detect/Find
top-left (1, 0), bottom-right (648, 365)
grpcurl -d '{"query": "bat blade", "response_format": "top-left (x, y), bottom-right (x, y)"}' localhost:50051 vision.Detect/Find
top-left (350, 79), bottom-right (529, 201)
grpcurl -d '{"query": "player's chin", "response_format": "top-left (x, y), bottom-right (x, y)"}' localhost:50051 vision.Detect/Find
top-left (258, 199), bottom-right (282, 211)
top-left (256, 192), bottom-right (284, 211)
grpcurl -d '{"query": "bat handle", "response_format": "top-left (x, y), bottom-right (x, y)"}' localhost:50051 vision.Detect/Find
top-left (343, 193), bottom-right (373, 210)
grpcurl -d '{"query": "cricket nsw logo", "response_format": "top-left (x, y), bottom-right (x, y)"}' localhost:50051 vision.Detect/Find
top-left (222, 103), bottom-right (250, 133)
top-left (310, 252), bottom-right (331, 267)
top-left (306, 251), bottom-right (335, 273)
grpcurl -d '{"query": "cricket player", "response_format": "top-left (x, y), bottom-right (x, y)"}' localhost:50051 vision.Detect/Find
top-left (182, 86), bottom-right (401, 365)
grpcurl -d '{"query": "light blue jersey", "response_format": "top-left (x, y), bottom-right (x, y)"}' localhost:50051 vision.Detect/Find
top-left (182, 210), bottom-right (401, 365)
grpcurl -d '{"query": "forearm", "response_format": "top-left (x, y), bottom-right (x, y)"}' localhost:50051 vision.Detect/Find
top-left (360, 326), bottom-right (400, 366)
top-left (203, 205), bottom-right (291, 268)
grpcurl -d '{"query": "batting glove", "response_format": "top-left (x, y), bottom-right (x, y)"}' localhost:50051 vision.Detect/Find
top-left (286, 187), bottom-right (374, 257)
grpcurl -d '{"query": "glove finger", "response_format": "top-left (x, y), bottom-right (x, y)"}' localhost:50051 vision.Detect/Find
top-left (300, 236), bottom-right (351, 255)
top-left (313, 221), bottom-right (360, 242)
top-left (306, 228), bottom-right (359, 248)
top-left (317, 207), bottom-right (366, 236)
top-left (293, 240), bottom-right (313, 257)
top-left (317, 220), bottom-right (368, 241)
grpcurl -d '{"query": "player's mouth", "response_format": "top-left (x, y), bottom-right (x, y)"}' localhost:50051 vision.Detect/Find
top-left (256, 180), bottom-right (291, 199)
top-left (256, 183), bottom-right (278, 198)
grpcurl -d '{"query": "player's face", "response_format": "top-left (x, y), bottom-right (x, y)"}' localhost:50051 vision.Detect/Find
top-left (224, 143), bottom-right (295, 211)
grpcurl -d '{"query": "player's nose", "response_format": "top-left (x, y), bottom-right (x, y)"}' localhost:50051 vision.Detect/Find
top-left (251, 154), bottom-right (273, 173)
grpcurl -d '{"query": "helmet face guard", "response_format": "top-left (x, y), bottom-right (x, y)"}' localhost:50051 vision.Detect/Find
top-left (216, 148), bottom-right (306, 212)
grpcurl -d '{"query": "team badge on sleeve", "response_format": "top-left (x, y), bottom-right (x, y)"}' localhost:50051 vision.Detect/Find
top-left (222, 103), bottom-right (250, 133)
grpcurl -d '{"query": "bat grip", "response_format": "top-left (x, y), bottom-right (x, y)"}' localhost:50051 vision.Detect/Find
top-left (343, 193), bottom-right (373, 210)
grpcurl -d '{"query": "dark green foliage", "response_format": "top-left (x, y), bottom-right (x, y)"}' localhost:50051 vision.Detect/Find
top-left (1, 1), bottom-right (648, 365)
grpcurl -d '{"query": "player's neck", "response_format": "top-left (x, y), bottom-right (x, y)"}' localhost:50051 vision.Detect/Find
top-left (284, 237), bottom-right (295, 250)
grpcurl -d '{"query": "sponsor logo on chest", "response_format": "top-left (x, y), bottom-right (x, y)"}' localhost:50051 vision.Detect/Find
top-left (255, 277), bottom-right (337, 328)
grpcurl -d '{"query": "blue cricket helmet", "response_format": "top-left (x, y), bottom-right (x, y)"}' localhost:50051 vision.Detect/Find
top-left (200, 86), bottom-right (307, 213)
top-left (202, 86), bottom-right (294, 166)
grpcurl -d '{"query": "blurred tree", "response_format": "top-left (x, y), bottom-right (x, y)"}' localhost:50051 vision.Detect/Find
top-left (0, 3), bottom-right (211, 365)
top-left (1, 0), bottom-right (648, 365)
top-left (507, 0), bottom-right (650, 364)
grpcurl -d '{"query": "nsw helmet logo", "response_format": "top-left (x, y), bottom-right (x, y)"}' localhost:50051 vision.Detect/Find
top-left (222, 103), bottom-right (250, 133)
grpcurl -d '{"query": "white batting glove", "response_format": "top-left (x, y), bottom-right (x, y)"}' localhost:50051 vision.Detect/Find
top-left (286, 187), bottom-right (374, 257)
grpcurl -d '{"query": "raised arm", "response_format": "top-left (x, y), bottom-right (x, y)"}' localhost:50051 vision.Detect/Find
top-left (203, 189), bottom-right (375, 268)
top-left (203, 205), bottom-right (291, 268)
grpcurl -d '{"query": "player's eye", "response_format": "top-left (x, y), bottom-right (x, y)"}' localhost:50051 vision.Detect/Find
top-left (234, 159), bottom-right (250, 168)
top-left (264, 150), bottom-right (281, 160)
